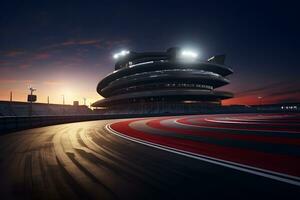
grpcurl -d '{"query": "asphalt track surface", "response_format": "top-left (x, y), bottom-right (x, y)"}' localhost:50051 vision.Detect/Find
top-left (0, 113), bottom-right (300, 199)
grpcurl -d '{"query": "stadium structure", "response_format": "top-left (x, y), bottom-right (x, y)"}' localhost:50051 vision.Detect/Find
top-left (92, 47), bottom-right (233, 114)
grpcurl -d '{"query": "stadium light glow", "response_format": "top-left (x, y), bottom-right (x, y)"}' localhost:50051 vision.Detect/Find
top-left (181, 50), bottom-right (198, 59)
top-left (113, 50), bottom-right (130, 59)
top-left (181, 50), bottom-right (198, 58)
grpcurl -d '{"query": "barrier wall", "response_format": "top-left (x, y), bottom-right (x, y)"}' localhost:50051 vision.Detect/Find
top-left (1, 106), bottom-right (299, 134)
top-left (0, 114), bottom-right (181, 134)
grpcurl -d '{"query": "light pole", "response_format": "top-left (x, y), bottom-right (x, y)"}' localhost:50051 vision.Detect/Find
top-left (29, 87), bottom-right (36, 116)
top-left (62, 95), bottom-right (65, 115)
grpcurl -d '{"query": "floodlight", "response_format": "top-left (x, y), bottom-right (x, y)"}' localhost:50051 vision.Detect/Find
top-left (181, 50), bottom-right (198, 59)
top-left (113, 50), bottom-right (130, 59)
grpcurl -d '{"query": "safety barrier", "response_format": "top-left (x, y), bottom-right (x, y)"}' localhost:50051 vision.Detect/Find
top-left (1, 108), bottom-right (299, 134)
top-left (0, 114), bottom-right (182, 134)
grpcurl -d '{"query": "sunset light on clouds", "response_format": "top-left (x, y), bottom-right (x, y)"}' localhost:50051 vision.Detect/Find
top-left (0, 37), bottom-right (129, 105)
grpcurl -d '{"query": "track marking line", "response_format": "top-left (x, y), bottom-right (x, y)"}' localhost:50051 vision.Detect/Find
top-left (105, 123), bottom-right (300, 187)
top-left (176, 119), bottom-right (300, 134)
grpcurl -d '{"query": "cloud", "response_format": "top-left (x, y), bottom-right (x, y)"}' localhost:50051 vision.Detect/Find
top-left (2, 50), bottom-right (25, 57)
top-left (266, 88), bottom-right (300, 98)
top-left (42, 38), bottom-right (129, 50)
top-left (234, 81), bottom-right (288, 97)
top-left (77, 39), bottom-right (103, 45)
top-left (0, 79), bottom-right (17, 84)
top-left (0, 51), bottom-right (51, 70)
top-left (19, 64), bottom-right (31, 69)
top-left (103, 39), bottom-right (130, 49)
top-left (0, 79), bottom-right (34, 84)
top-left (0, 37), bottom-right (129, 73)
top-left (32, 52), bottom-right (50, 60)
top-left (43, 39), bottom-right (103, 49)
top-left (224, 80), bottom-right (300, 105)
top-left (234, 80), bottom-right (300, 98)
top-left (276, 97), bottom-right (300, 103)
top-left (0, 60), bottom-right (9, 65)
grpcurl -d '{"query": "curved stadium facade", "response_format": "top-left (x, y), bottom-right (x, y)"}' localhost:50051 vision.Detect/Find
top-left (92, 47), bottom-right (233, 114)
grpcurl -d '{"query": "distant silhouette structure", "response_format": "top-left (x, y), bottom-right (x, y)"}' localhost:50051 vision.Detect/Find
top-left (0, 101), bottom-right (92, 116)
top-left (28, 87), bottom-right (37, 116)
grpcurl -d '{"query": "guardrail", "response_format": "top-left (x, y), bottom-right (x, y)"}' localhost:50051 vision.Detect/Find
top-left (0, 115), bottom-right (99, 134)
top-left (0, 114), bottom-right (180, 134)
top-left (1, 109), bottom-right (299, 134)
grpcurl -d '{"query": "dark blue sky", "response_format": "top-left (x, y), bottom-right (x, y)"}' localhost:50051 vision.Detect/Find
top-left (0, 0), bottom-right (299, 104)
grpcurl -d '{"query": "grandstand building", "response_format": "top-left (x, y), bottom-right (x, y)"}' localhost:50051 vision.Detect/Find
top-left (92, 47), bottom-right (233, 114)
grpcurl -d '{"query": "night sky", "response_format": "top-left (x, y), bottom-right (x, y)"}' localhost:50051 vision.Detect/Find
top-left (0, 0), bottom-right (299, 106)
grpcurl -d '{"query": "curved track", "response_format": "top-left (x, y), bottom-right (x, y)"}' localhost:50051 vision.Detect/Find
top-left (0, 114), bottom-right (299, 199)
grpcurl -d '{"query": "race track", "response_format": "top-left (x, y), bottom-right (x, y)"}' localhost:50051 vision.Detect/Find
top-left (0, 113), bottom-right (299, 199)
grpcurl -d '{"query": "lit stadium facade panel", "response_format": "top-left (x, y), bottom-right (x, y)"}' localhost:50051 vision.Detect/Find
top-left (92, 48), bottom-right (233, 113)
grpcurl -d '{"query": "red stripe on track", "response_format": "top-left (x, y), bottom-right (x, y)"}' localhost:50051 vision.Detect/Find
top-left (220, 118), bottom-right (300, 123)
top-left (110, 118), bottom-right (300, 177)
top-left (207, 119), bottom-right (300, 126)
top-left (179, 118), bottom-right (300, 133)
top-left (146, 118), bottom-right (300, 145)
